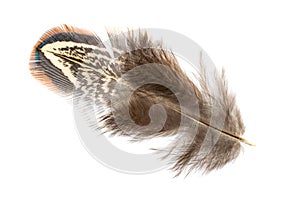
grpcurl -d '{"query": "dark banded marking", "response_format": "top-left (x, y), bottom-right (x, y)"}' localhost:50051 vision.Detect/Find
top-left (29, 24), bottom-right (108, 96)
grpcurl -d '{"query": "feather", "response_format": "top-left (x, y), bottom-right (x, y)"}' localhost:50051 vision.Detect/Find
top-left (29, 24), bottom-right (253, 176)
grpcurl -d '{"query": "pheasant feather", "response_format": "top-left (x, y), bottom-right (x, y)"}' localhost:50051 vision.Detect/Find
top-left (29, 25), bottom-right (253, 176)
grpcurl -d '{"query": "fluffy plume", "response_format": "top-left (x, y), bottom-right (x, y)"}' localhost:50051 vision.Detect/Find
top-left (30, 25), bottom-right (252, 176)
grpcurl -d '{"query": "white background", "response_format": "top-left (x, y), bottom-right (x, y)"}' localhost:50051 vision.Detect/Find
top-left (1, 0), bottom-right (300, 199)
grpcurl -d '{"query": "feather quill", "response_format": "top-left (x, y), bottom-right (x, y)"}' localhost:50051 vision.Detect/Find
top-left (29, 25), bottom-right (253, 176)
